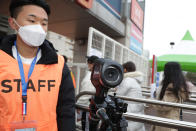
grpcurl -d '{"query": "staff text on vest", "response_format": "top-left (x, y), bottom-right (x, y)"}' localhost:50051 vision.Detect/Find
top-left (1, 79), bottom-right (56, 93)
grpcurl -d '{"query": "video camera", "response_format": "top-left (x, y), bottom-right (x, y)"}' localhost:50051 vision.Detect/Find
top-left (89, 58), bottom-right (128, 131)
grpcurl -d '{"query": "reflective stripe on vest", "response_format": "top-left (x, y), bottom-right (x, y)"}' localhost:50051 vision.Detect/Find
top-left (0, 50), bottom-right (64, 131)
top-left (71, 71), bottom-right (76, 89)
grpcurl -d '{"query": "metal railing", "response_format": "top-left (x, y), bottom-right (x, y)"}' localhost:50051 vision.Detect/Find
top-left (76, 103), bottom-right (196, 130)
top-left (76, 91), bottom-right (196, 111)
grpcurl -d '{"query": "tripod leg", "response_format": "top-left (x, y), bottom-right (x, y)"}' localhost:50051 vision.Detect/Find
top-left (89, 118), bottom-right (99, 131)
top-left (81, 111), bottom-right (86, 131)
top-left (118, 117), bottom-right (128, 131)
top-left (99, 122), bottom-right (111, 131)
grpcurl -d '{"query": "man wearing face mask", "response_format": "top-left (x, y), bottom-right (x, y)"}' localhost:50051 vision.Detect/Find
top-left (0, 0), bottom-right (75, 131)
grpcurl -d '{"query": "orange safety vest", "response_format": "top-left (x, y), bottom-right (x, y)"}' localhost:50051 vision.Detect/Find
top-left (0, 50), bottom-right (64, 131)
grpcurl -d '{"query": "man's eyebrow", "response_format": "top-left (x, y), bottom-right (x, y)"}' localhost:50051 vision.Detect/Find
top-left (28, 14), bottom-right (48, 21)
top-left (28, 14), bottom-right (36, 18)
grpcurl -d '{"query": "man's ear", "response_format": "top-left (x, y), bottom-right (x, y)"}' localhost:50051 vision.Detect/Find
top-left (8, 17), bottom-right (18, 30)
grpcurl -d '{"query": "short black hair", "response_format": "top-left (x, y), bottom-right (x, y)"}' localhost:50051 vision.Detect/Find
top-left (86, 55), bottom-right (99, 64)
top-left (9, 0), bottom-right (51, 18)
top-left (123, 61), bottom-right (136, 72)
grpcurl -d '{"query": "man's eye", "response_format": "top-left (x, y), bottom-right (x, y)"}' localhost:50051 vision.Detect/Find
top-left (42, 23), bottom-right (47, 26)
top-left (28, 20), bottom-right (35, 23)
top-left (42, 22), bottom-right (48, 26)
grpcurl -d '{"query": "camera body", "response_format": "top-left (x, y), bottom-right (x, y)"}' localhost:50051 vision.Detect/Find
top-left (89, 58), bottom-right (128, 131)
top-left (91, 58), bottom-right (123, 103)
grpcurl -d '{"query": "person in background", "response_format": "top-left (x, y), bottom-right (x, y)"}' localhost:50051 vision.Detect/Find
top-left (116, 61), bottom-right (145, 131)
top-left (151, 62), bottom-right (189, 131)
top-left (77, 55), bottom-right (99, 131)
top-left (0, 0), bottom-right (75, 130)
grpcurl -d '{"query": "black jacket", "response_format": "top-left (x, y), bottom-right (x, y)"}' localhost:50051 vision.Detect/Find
top-left (0, 35), bottom-right (76, 131)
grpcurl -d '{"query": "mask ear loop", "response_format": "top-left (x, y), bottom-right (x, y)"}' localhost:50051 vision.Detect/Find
top-left (13, 18), bottom-right (21, 29)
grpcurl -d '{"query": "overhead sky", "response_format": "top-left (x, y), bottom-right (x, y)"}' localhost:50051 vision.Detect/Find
top-left (143, 0), bottom-right (196, 58)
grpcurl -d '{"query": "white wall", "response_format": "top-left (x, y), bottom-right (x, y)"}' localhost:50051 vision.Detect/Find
top-left (46, 31), bottom-right (75, 63)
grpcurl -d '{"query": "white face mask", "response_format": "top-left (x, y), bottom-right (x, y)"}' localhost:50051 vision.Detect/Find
top-left (14, 19), bottom-right (46, 47)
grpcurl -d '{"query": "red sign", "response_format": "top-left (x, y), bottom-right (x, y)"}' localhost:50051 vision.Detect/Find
top-left (76, 0), bottom-right (93, 9)
top-left (130, 0), bottom-right (144, 31)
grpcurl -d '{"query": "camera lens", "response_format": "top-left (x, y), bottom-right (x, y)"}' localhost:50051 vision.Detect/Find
top-left (92, 58), bottom-right (123, 88)
top-left (104, 66), bottom-right (119, 82)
